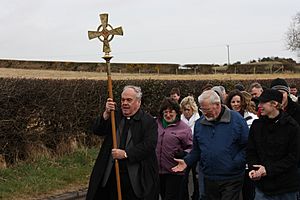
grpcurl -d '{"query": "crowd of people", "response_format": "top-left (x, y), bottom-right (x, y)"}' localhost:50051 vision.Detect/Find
top-left (86, 78), bottom-right (300, 200)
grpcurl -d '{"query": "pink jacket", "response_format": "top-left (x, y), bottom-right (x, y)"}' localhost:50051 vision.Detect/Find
top-left (156, 119), bottom-right (193, 175)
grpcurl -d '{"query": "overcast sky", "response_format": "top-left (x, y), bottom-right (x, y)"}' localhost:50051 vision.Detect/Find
top-left (0, 0), bottom-right (299, 65)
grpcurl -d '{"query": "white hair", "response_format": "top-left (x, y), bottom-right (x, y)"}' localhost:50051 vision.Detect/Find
top-left (198, 90), bottom-right (221, 105)
top-left (123, 85), bottom-right (142, 100)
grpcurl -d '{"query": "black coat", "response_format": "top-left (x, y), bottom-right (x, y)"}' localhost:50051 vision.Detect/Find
top-left (246, 112), bottom-right (300, 195)
top-left (86, 109), bottom-right (159, 200)
top-left (286, 96), bottom-right (300, 125)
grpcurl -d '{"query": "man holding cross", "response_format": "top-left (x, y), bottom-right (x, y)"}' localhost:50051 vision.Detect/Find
top-left (86, 85), bottom-right (159, 200)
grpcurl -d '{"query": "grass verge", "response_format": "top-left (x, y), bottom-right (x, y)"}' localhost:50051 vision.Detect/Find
top-left (0, 147), bottom-right (98, 200)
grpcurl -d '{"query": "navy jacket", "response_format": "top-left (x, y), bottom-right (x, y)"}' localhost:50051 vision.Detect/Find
top-left (185, 106), bottom-right (249, 181)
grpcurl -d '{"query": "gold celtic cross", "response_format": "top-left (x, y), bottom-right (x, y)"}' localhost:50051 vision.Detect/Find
top-left (88, 13), bottom-right (123, 55)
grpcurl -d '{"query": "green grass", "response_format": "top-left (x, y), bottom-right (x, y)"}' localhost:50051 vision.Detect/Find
top-left (0, 147), bottom-right (98, 200)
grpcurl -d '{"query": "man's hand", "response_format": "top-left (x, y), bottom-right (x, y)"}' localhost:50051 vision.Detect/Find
top-left (112, 149), bottom-right (127, 160)
top-left (171, 159), bottom-right (187, 172)
top-left (103, 98), bottom-right (116, 120)
top-left (249, 165), bottom-right (267, 181)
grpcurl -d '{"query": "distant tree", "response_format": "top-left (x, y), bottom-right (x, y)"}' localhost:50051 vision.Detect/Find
top-left (261, 57), bottom-right (272, 62)
top-left (286, 12), bottom-right (300, 56)
top-left (233, 61), bottom-right (241, 65)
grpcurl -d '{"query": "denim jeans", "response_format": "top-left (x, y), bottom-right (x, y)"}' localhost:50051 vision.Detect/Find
top-left (255, 187), bottom-right (298, 200)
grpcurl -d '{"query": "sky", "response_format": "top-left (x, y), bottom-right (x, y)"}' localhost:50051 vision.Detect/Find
top-left (0, 0), bottom-right (299, 65)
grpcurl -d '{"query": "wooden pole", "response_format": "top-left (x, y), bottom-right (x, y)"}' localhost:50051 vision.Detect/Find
top-left (103, 55), bottom-right (122, 200)
top-left (88, 13), bottom-right (123, 200)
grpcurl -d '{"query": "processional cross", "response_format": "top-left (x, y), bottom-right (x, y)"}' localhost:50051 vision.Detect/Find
top-left (88, 13), bottom-right (123, 200)
top-left (88, 13), bottom-right (123, 55)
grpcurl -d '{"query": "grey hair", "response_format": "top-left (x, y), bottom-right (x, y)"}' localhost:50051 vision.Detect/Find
top-left (219, 86), bottom-right (226, 94)
top-left (211, 86), bottom-right (224, 103)
top-left (123, 85), bottom-right (142, 100)
top-left (249, 82), bottom-right (263, 91)
top-left (198, 90), bottom-right (221, 105)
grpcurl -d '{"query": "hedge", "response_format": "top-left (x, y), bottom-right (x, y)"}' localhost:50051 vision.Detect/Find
top-left (1, 77), bottom-right (300, 164)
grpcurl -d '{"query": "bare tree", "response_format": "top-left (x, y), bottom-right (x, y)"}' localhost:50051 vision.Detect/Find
top-left (286, 12), bottom-right (300, 55)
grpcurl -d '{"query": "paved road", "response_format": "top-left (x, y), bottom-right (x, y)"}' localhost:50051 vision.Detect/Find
top-left (41, 174), bottom-right (196, 200)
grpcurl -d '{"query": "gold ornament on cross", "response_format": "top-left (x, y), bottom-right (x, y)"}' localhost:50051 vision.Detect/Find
top-left (88, 13), bottom-right (123, 55)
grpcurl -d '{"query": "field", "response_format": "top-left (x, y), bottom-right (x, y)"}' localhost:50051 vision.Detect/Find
top-left (1, 67), bottom-right (300, 80)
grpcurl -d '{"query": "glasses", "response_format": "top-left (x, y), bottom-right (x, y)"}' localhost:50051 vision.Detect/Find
top-left (163, 110), bottom-right (176, 115)
top-left (199, 107), bottom-right (212, 114)
top-left (183, 108), bottom-right (191, 112)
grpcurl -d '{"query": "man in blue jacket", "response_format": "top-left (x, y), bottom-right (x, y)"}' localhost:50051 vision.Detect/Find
top-left (172, 90), bottom-right (249, 200)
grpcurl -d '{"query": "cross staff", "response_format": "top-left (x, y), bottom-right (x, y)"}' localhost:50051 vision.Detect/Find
top-left (88, 13), bottom-right (123, 200)
top-left (88, 13), bottom-right (123, 55)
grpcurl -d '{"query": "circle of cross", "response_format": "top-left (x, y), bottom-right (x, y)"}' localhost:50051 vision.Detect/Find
top-left (88, 13), bottom-right (123, 54)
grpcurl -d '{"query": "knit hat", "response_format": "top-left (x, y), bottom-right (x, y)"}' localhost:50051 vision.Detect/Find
top-left (257, 89), bottom-right (283, 103)
top-left (270, 78), bottom-right (289, 93)
top-left (234, 83), bottom-right (245, 91)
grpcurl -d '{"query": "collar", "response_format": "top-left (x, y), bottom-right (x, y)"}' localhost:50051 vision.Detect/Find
top-left (122, 109), bottom-right (142, 121)
top-left (200, 105), bottom-right (231, 125)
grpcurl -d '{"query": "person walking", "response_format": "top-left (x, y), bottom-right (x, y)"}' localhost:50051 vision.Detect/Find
top-left (156, 97), bottom-right (193, 200)
top-left (247, 89), bottom-right (300, 200)
top-left (86, 85), bottom-right (159, 200)
top-left (172, 90), bottom-right (249, 200)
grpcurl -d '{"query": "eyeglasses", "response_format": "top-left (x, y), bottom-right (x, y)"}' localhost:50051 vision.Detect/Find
top-left (163, 110), bottom-right (176, 115)
top-left (183, 108), bottom-right (191, 112)
top-left (199, 107), bottom-right (212, 114)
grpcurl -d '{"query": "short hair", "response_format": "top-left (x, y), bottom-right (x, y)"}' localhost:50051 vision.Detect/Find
top-left (290, 84), bottom-right (297, 89)
top-left (158, 97), bottom-right (181, 118)
top-left (219, 86), bottom-right (226, 94)
top-left (201, 83), bottom-right (213, 92)
top-left (270, 100), bottom-right (282, 110)
top-left (198, 90), bottom-right (221, 105)
top-left (248, 82), bottom-right (263, 91)
top-left (170, 87), bottom-right (181, 96)
top-left (180, 96), bottom-right (198, 114)
top-left (212, 86), bottom-right (224, 103)
top-left (123, 85), bottom-right (142, 101)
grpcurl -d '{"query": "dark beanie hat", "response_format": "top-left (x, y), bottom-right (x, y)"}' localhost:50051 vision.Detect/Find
top-left (258, 89), bottom-right (283, 103)
top-left (234, 83), bottom-right (245, 91)
top-left (270, 78), bottom-right (289, 93)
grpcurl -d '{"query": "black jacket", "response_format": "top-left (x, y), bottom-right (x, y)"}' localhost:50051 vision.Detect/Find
top-left (86, 109), bottom-right (159, 200)
top-left (286, 96), bottom-right (300, 125)
top-left (246, 112), bottom-right (300, 195)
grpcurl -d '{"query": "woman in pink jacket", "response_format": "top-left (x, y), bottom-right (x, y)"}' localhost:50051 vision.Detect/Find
top-left (156, 97), bottom-right (193, 200)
